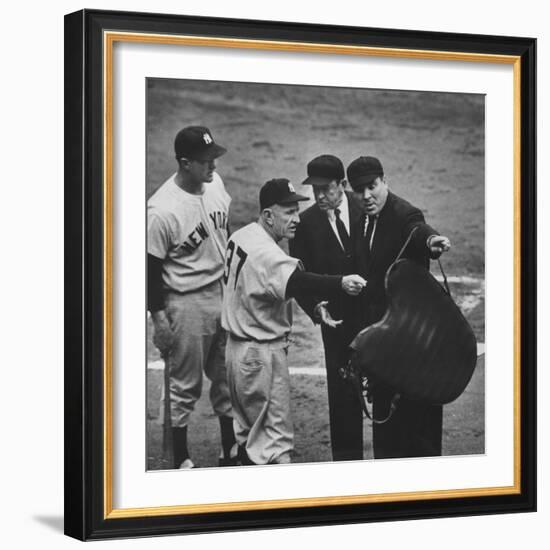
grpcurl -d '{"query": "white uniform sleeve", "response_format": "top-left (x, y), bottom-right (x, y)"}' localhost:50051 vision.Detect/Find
top-left (147, 208), bottom-right (171, 259)
top-left (264, 255), bottom-right (300, 301)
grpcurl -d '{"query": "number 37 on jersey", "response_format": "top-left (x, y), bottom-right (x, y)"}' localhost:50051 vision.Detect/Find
top-left (223, 240), bottom-right (248, 289)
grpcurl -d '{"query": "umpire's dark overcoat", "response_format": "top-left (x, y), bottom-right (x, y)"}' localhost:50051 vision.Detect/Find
top-left (352, 190), bottom-right (443, 459)
top-left (289, 191), bottom-right (364, 461)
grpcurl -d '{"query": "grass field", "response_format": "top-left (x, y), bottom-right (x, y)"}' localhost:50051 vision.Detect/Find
top-left (146, 79), bottom-right (485, 469)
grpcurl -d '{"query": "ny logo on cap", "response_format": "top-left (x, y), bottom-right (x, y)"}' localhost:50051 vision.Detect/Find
top-left (288, 182), bottom-right (296, 193)
top-left (203, 133), bottom-right (213, 144)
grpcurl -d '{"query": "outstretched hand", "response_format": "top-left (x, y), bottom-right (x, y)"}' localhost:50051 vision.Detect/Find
top-left (314, 301), bottom-right (343, 328)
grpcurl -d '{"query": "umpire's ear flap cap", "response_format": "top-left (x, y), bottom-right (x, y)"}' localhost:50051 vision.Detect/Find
top-left (303, 154), bottom-right (345, 185)
top-left (347, 156), bottom-right (384, 190)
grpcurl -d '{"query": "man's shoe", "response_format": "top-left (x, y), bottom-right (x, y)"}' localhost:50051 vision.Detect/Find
top-left (178, 458), bottom-right (195, 469)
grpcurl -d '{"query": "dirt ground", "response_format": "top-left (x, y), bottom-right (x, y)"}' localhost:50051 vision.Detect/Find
top-left (147, 354), bottom-right (484, 470)
top-left (145, 79), bottom-right (485, 469)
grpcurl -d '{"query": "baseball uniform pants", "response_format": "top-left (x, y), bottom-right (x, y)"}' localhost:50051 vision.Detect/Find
top-left (163, 281), bottom-right (232, 427)
top-left (226, 336), bottom-right (293, 465)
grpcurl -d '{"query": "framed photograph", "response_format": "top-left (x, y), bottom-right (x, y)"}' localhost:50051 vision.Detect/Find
top-left (64, 9), bottom-right (536, 541)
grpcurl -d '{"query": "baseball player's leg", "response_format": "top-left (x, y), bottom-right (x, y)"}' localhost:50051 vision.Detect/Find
top-left (165, 303), bottom-right (204, 426)
top-left (163, 292), bottom-right (207, 467)
top-left (204, 327), bottom-right (232, 417)
top-left (226, 340), bottom-right (273, 465)
top-left (204, 326), bottom-right (237, 465)
top-left (259, 342), bottom-right (293, 464)
top-left (225, 338), bottom-right (247, 449)
top-left (164, 283), bottom-right (226, 425)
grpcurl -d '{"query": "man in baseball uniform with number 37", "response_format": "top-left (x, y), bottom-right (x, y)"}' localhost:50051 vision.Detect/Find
top-left (222, 178), bottom-right (366, 465)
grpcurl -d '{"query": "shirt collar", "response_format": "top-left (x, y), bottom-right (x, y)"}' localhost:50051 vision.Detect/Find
top-left (328, 191), bottom-right (349, 220)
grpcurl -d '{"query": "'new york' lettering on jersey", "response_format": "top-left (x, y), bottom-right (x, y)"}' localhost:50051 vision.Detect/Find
top-left (148, 172), bottom-right (231, 293)
top-left (178, 211), bottom-right (228, 255)
top-left (221, 222), bottom-right (301, 341)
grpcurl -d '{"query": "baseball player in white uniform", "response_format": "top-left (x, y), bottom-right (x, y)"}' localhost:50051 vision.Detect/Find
top-left (222, 178), bottom-right (366, 465)
top-left (148, 126), bottom-right (237, 469)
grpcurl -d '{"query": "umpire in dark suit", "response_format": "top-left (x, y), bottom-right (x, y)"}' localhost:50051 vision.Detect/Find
top-left (347, 156), bottom-right (451, 459)
top-left (289, 155), bottom-right (365, 461)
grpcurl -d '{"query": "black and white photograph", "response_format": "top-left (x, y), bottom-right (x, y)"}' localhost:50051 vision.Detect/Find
top-left (145, 78), bottom-right (485, 471)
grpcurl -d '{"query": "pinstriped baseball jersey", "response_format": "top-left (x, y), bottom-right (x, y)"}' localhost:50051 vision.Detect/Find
top-left (221, 222), bottom-right (301, 341)
top-left (147, 172), bottom-right (230, 293)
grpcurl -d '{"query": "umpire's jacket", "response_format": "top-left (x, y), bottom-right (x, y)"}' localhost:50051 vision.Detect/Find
top-left (289, 191), bottom-right (363, 344)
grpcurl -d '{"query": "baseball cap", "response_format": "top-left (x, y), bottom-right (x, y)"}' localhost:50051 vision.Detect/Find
top-left (259, 178), bottom-right (309, 210)
top-left (302, 154), bottom-right (345, 186)
top-left (346, 156), bottom-right (384, 190)
top-left (174, 126), bottom-right (227, 161)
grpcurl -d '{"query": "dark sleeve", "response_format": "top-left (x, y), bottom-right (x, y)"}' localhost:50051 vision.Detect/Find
top-left (147, 253), bottom-right (165, 313)
top-left (403, 209), bottom-right (440, 260)
top-left (289, 224), bottom-right (321, 319)
top-left (285, 268), bottom-right (342, 300)
top-left (289, 223), bottom-right (312, 270)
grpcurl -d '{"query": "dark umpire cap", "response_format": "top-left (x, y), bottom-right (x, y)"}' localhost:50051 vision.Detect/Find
top-left (347, 156), bottom-right (384, 190)
top-left (174, 126), bottom-right (227, 161)
top-left (302, 154), bottom-right (345, 186)
top-left (259, 178), bottom-right (309, 210)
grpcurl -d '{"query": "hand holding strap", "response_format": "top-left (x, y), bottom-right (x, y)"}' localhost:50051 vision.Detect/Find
top-left (395, 226), bottom-right (451, 296)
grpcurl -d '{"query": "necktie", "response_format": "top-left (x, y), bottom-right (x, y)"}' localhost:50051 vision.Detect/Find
top-left (364, 215), bottom-right (377, 252)
top-left (334, 207), bottom-right (350, 253)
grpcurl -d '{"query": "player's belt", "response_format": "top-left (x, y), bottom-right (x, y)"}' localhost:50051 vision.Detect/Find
top-left (228, 333), bottom-right (288, 345)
